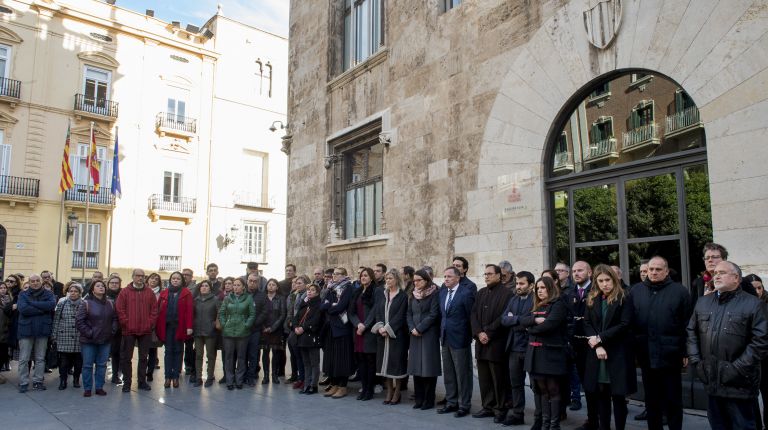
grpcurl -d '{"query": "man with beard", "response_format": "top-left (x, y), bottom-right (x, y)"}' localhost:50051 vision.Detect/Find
top-left (500, 271), bottom-right (535, 425)
top-left (499, 261), bottom-right (516, 290)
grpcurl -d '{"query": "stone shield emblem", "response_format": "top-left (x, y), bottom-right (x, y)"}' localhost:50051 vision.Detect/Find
top-left (583, 0), bottom-right (623, 49)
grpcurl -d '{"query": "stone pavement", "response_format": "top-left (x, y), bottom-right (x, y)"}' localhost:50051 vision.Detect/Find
top-left (1, 364), bottom-right (710, 430)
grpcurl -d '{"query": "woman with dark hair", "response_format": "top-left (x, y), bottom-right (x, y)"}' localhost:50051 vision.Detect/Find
top-left (407, 269), bottom-right (441, 410)
top-left (522, 276), bottom-right (569, 430)
top-left (156, 271), bottom-right (194, 388)
top-left (349, 267), bottom-right (379, 400)
top-left (53, 282), bottom-right (84, 390)
top-left (320, 267), bottom-right (354, 398)
top-left (0, 281), bottom-right (12, 374)
top-left (106, 275), bottom-right (123, 384)
top-left (373, 269), bottom-right (409, 405)
top-left (220, 277), bottom-right (255, 390)
top-left (541, 269), bottom-right (562, 290)
top-left (260, 278), bottom-right (286, 384)
top-left (193, 280), bottom-right (220, 387)
top-left (583, 264), bottom-right (635, 430)
top-left (5, 274), bottom-right (21, 368)
top-left (295, 283), bottom-right (324, 394)
top-left (76, 279), bottom-right (118, 396)
top-left (146, 272), bottom-right (163, 382)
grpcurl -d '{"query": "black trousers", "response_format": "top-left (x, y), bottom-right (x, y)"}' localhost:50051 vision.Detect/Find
top-left (184, 338), bottom-right (195, 374)
top-left (575, 341), bottom-right (599, 425)
top-left (508, 351), bottom-right (527, 418)
top-left (477, 358), bottom-right (509, 416)
top-left (356, 352), bottom-right (376, 395)
top-left (120, 334), bottom-right (151, 385)
top-left (641, 366), bottom-right (683, 430)
top-left (413, 376), bottom-right (437, 407)
top-left (596, 384), bottom-right (627, 430)
top-left (58, 351), bottom-right (82, 381)
top-left (110, 334), bottom-right (122, 379)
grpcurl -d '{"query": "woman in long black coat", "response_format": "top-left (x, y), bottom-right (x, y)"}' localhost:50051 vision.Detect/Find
top-left (583, 264), bottom-right (635, 430)
top-left (348, 267), bottom-right (380, 401)
top-left (294, 283), bottom-right (324, 394)
top-left (522, 276), bottom-right (569, 430)
top-left (406, 269), bottom-right (441, 410)
top-left (319, 268), bottom-right (354, 398)
top-left (372, 269), bottom-right (409, 405)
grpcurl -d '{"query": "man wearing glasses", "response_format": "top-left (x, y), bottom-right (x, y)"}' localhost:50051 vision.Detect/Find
top-left (115, 269), bottom-right (158, 392)
top-left (691, 243), bottom-right (757, 309)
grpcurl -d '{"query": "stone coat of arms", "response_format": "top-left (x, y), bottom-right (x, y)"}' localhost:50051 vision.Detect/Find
top-left (583, 0), bottom-right (623, 49)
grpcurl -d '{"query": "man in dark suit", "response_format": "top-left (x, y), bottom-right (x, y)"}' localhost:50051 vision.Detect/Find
top-left (437, 266), bottom-right (475, 418)
top-left (501, 271), bottom-right (535, 426)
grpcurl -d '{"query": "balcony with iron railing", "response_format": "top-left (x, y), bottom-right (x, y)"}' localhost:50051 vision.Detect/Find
top-left (665, 106), bottom-right (702, 137)
top-left (159, 255), bottom-right (181, 272)
top-left (72, 251), bottom-right (99, 269)
top-left (64, 185), bottom-right (115, 208)
top-left (156, 113), bottom-right (197, 139)
top-left (552, 151), bottom-right (575, 173)
top-left (584, 138), bottom-right (619, 164)
top-left (148, 194), bottom-right (197, 223)
top-left (0, 77), bottom-right (21, 103)
top-left (0, 175), bottom-right (39, 200)
top-left (74, 94), bottom-right (119, 120)
top-left (622, 123), bottom-right (660, 152)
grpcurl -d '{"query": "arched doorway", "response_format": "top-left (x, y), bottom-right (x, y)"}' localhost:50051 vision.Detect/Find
top-left (545, 70), bottom-right (712, 287)
top-left (0, 224), bottom-right (6, 281)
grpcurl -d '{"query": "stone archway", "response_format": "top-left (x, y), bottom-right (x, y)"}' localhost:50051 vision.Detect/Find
top-left (464, 0), bottom-right (768, 273)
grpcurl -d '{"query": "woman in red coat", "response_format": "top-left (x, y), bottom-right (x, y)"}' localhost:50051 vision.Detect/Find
top-left (156, 271), bottom-right (193, 388)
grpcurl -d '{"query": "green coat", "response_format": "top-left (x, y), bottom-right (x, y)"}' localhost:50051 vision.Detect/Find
top-left (219, 293), bottom-right (255, 338)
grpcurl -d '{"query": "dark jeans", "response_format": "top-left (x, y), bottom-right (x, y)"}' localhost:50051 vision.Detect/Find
top-left (194, 336), bottom-right (218, 381)
top-left (244, 331), bottom-right (261, 382)
top-left (81, 343), bottom-right (110, 391)
top-left (413, 376), bottom-right (437, 407)
top-left (508, 351), bottom-right (527, 418)
top-left (356, 352), bottom-right (376, 395)
top-left (58, 351), bottom-right (82, 382)
top-left (120, 334), bottom-right (152, 386)
top-left (110, 334), bottom-right (122, 380)
top-left (596, 384), bottom-right (627, 430)
top-left (184, 338), bottom-right (195, 374)
top-left (708, 396), bottom-right (756, 430)
top-left (223, 336), bottom-right (249, 386)
top-left (300, 347), bottom-right (320, 387)
top-left (164, 326), bottom-right (184, 379)
top-left (641, 366), bottom-right (683, 430)
top-left (147, 347), bottom-right (159, 377)
top-left (261, 346), bottom-right (279, 379)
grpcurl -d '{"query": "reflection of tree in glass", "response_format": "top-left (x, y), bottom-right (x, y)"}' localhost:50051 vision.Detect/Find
top-left (574, 185), bottom-right (617, 242)
top-left (625, 174), bottom-right (678, 238)
top-left (685, 166), bottom-right (713, 277)
top-left (576, 245), bottom-right (619, 267)
top-left (553, 192), bottom-right (570, 264)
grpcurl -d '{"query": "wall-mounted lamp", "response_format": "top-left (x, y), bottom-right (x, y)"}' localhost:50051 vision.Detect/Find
top-left (66, 212), bottom-right (78, 243)
top-left (223, 225), bottom-right (239, 248)
top-left (269, 121), bottom-right (289, 132)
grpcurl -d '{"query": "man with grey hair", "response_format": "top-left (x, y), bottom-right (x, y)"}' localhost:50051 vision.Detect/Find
top-left (17, 273), bottom-right (57, 392)
top-left (116, 268), bottom-right (158, 392)
top-left (687, 260), bottom-right (768, 429)
top-left (499, 260), bottom-right (515, 290)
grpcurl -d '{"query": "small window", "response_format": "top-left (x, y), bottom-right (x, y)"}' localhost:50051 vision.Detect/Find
top-left (443, 0), bottom-right (461, 12)
top-left (591, 117), bottom-right (614, 142)
top-left (344, 143), bottom-right (383, 239)
top-left (343, 0), bottom-right (384, 71)
top-left (0, 44), bottom-right (10, 79)
top-left (630, 101), bottom-right (654, 129)
top-left (234, 152), bottom-right (267, 207)
top-left (589, 82), bottom-right (610, 98)
top-left (72, 223), bottom-right (100, 269)
top-left (242, 222), bottom-right (266, 262)
top-left (0, 130), bottom-right (9, 177)
top-left (163, 171), bottom-right (183, 203)
top-left (83, 66), bottom-right (111, 106)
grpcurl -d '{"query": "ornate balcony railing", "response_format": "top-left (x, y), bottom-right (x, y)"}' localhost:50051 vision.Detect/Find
top-left (156, 113), bottom-right (197, 134)
top-left (585, 138), bottom-right (618, 161)
top-left (665, 106), bottom-right (701, 135)
top-left (148, 194), bottom-right (197, 214)
top-left (72, 251), bottom-right (99, 269)
top-left (74, 93), bottom-right (119, 118)
top-left (159, 255), bottom-right (181, 272)
top-left (553, 151), bottom-right (573, 169)
top-left (0, 175), bottom-right (39, 197)
top-left (0, 77), bottom-right (21, 99)
top-left (622, 123), bottom-right (659, 150)
top-left (64, 185), bottom-right (115, 206)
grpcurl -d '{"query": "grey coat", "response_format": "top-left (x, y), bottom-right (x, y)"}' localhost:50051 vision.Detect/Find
top-left (193, 294), bottom-right (221, 337)
top-left (407, 292), bottom-right (442, 377)
top-left (53, 297), bottom-right (83, 353)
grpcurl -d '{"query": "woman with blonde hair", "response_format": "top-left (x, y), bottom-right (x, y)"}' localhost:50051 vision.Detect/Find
top-left (373, 269), bottom-right (409, 405)
top-left (583, 264), bottom-right (635, 430)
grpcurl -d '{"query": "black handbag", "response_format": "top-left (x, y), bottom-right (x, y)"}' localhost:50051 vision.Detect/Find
top-left (47, 340), bottom-right (59, 368)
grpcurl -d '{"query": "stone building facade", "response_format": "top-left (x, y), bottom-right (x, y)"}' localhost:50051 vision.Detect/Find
top-left (286, 0), bottom-right (768, 285)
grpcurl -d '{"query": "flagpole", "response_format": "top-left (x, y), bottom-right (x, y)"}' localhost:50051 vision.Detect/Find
top-left (107, 125), bottom-right (117, 276)
top-left (83, 121), bottom-right (93, 282)
top-left (55, 193), bottom-right (64, 280)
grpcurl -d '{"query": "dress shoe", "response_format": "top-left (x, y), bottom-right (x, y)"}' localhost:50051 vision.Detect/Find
top-left (146, 374), bottom-right (153, 382)
top-left (304, 386), bottom-right (318, 395)
top-left (420, 404), bottom-right (434, 410)
top-left (349, 373), bottom-right (361, 382)
top-left (138, 382), bottom-right (152, 391)
top-left (111, 376), bottom-right (123, 385)
top-left (413, 403), bottom-right (423, 409)
top-left (236, 384), bottom-right (243, 389)
top-left (437, 405), bottom-right (458, 414)
top-left (361, 391), bottom-right (373, 401)
top-left (454, 408), bottom-right (470, 418)
top-left (472, 409), bottom-right (494, 418)
top-left (437, 398), bottom-right (447, 405)
top-left (59, 380), bottom-right (67, 390)
top-left (325, 386), bottom-right (339, 397)
top-left (332, 387), bottom-right (348, 398)
top-left (193, 380), bottom-right (202, 387)
top-left (33, 382), bottom-right (47, 391)
top-left (494, 415), bottom-right (506, 424)
top-left (122, 385), bottom-right (131, 393)
top-left (219, 377), bottom-right (227, 384)
top-left (83, 390), bottom-right (92, 397)
top-left (204, 378), bottom-right (214, 388)
top-left (293, 380), bottom-right (304, 390)
top-left (569, 399), bottom-right (582, 411)
top-left (262, 377), bottom-right (269, 385)
top-left (172, 379), bottom-right (179, 388)
top-left (286, 375), bottom-right (298, 384)
top-left (95, 389), bottom-right (107, 396)
top-left (227, 385), bottom-right (234, 391)
top-left (164, 379), bottom-right (171, 388)
top-left (18, 384), bottom-right (28, 393)
top-left (502, 416), bottom-right (525, 426)
top-left (72, 378), bottom-right (81, 388)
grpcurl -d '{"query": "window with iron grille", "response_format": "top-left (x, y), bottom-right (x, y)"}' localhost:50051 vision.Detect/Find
top-left (242, 222), bottom-right (266, 262)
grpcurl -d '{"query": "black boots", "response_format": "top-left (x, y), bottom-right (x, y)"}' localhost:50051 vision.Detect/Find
top-left (549, 399), bottom-right (561, 430)
top-left (531, 393), bottom-right (543, 430)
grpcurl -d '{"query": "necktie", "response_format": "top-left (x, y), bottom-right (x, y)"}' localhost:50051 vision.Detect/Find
top-left (446, 288), bottom-right (454, 311)
top-left (578, 287), bottom-right (585, 300)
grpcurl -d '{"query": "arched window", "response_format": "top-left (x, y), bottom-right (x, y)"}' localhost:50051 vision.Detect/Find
top-left (546, 70), bottom-right (712, 286)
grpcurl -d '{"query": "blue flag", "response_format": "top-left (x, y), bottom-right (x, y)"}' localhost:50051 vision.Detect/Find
top-left (111, 133), bottom-right (121, 198)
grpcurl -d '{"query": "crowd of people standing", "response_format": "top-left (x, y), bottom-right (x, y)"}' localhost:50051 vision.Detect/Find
top-left (1, 244), bottom-right (767, 430)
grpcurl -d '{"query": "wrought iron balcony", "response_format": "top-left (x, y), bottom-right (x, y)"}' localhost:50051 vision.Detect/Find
top-left (552, 151), bottom-right (574, 173)
top-left (148, 194), bottom-right (197, 223)
top-left (622, 123), bottom-right (660, 152)
top-left (159, 255), bottom-right (181, 272)
top-left (0, 175), bottom-right (39, 198)
top-left (74, 93), bottom-right (119, 119)
top-left (156, 112), bottom-right (197, 138)
top-left (64, 185), bottom-right (115, 206)
top-left (665, 106), bottom-right (702, 137)
top-left (72, 251), bottom-right (99, 269)
top-left (584, 138), bottom-right (619, 163)
top-left (0, 77), bottom-right (21, 99)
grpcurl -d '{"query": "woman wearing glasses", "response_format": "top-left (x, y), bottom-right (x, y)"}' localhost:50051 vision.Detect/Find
top-left (320, 267), bottom-right (354, 398)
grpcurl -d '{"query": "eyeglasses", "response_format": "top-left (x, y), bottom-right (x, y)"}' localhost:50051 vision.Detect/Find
top-left (5, 279), bottom-right (15, 284)
top-left (483, 273), bottom-right (496, 277)
top-left (703, 255), bottom-right (722, 261)
top-left (333, 272), bottom-right (343, 276)
top-left (555, 269), bottom-right (568, 273)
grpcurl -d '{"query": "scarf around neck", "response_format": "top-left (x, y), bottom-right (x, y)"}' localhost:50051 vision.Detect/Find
top-left (412, 284), bottom-right (437, 300)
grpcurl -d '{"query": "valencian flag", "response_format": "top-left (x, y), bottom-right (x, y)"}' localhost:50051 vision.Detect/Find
top-left (88, 125), bottom-right (100, 192)
top-left (111, 132), bottom-right (121, 198)
top-left (58, 122), bottom-right (74, 193)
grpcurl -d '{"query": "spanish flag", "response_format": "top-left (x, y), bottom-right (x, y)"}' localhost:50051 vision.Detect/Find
top-left (58, 122), bottom-right (74, 193)
top-left (88, 123), bottom-right (100, 192)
